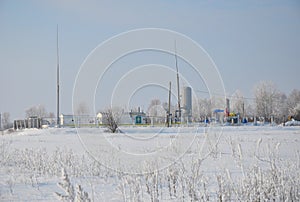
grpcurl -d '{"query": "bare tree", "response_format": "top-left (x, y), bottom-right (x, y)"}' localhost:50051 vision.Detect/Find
top-left (25, 105), bottom-right (47, 118)
top-left (102, 107), bottom-right (123, 133)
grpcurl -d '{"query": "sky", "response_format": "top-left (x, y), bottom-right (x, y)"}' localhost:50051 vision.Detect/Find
top-left (1, 0), bottom-right (300, 120)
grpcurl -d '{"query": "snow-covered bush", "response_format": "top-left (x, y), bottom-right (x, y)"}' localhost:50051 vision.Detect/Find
top-left (55, 168), bottom-right (75, 201)
top-left (0, 140), bottom-right (11, 165)
top-left (117, 174), bottom-right (143, 201)
top-left (75, 184), bottom-right (91, 202)
top-left (1, 128), bottom-right (300, 201)
top-left (55, 168), bottom-right (91, 202)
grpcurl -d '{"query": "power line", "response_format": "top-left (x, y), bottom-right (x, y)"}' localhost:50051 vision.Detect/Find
top-left (195, 89), bottom-right (256, 100)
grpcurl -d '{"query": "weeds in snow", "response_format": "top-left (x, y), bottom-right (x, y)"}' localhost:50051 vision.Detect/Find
top-left (55, 168), bottom-right (91, 202)
top-left (0, 133), bottom-right (300, 201)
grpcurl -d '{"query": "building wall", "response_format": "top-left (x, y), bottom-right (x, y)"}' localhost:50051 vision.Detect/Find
top-left (60, 114), bottom-right (96, 126)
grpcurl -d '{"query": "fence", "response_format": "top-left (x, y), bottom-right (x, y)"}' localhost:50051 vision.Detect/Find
top-left (13, 117), bottom-right (42, 130)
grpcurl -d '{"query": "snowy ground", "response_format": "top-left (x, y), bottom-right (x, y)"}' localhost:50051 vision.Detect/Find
top-left (0, 125), bottom-right (299, 201)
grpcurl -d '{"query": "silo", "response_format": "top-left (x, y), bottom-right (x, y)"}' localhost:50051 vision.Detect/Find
top-left (183, 86), bottom-right (192, 117)
top-left (226, 98), bottom-right (230, 116)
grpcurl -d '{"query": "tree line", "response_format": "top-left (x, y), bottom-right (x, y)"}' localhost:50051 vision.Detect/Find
top-left (193, 81), bottom-right (300, 123)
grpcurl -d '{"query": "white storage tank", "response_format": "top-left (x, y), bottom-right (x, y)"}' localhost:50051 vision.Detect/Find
top-left (183, 86), bottom-right (192, 117)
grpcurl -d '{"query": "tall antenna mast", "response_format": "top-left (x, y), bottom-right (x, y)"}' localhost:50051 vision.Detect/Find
top-left (167, 81), bottom-right (172, 127)
top-left (56, 25), bottom-right (60, 127)
top-left (175, 40), bottom-right (181, 123)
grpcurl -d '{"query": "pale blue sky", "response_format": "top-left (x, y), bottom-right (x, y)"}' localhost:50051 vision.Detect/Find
top-left (1, 0), bottom-right (300, 119)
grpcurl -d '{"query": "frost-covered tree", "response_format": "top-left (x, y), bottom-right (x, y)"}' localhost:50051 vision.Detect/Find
top-left (162, 102), bottom-right (175, 115)
top-left (254, 81), bottom-right (281, 121)
top-left (193, 98), bottom-right (212, 120)
top-left (25, 105), bottom-right (47, 118)
top-left (148, 99), bottom-right (164, 116)
top-left (1, 112), bottom-right (11, 129)
top-left (230, 90), bottom-right (245, 115)
top-left (192, 97), bottom-right (201, 121)
top-left (211, 96), bottom-right (225, 111)
top-left (148, 105), bottom-right (165, 117)
top-left (245, 102), bottom-right (255, 118)
top-left (147, 99), bottom-right (166, 124)
top-left (287, 89), bottom-right (300, 120)
top-left (75, 102), bottom-right (90, 115)
top-left (275, 92), bottom-right (288, 122)
top-left (49, 112), bottom-right (55, 118)
top-left (292, 103), bottom-right (300, 121)
top-left (193, 96), bottom-right (225, 121)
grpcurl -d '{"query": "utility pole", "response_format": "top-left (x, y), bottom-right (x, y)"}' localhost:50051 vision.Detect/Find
top-left (242, 100), bottom-right (245, 121)
top-left (174, 41), bottom-right (181, 123)
top-left (57, 25), bottom-right (60, 127)
top-left (167, 82), bottom-right (172, 127)
top-left (0, 113), bottom-right (2, 131)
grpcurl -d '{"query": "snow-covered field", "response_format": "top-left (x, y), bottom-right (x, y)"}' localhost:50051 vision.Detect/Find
top-left (0, 125), bottom-right (299, 201)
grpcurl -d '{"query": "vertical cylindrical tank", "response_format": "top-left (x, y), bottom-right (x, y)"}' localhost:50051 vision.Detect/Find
top-left (183, 86), bottom-right (192, 117)
top-left (226, 98), bottom-right (230, 116)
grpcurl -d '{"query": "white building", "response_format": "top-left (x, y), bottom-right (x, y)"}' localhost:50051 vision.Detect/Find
top-left (59, 114), bottom-right (96, 126)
